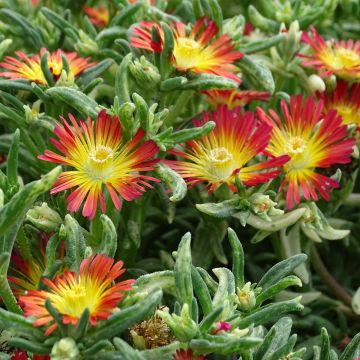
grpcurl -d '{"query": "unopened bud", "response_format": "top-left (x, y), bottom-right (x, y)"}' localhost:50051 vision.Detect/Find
top-left (129, 56), bottom-right (161, 89)
top-left (24, 101), bottom-right (42, 124)
top-left (236, 282), bottom-right (256, 311)
top-left (157, 304), bottom-right (197, 342)
top-left (249, 193), bottom-right (283, 221)
top-left (56, 69), bottom-right (76, 87)
top-left (51, 338), bottom-right (79, 360)
top-left (76, 30), bottom-right (99, 56)
top-left (223, 15), bottom-right (245, 42)
top-left (26, 202), bottom-right (62, 232)
top-left (308, 74), bottom-right (326, 93)
top-left (323, 75), bottom-right (337, 92)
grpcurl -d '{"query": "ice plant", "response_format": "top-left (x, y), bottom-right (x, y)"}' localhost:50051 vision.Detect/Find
top-left (84, 5), bottom-right (110, 27)
top-left (173, 349), bottom-right (206, 360)
top-left (257, 95), bottom-right (355, 209)
top-left (8, 232), bottom-right (53, 297)
top-left (39, 110), bottom-right (159, 220)
top-left (300, 26), bottom-right (360, 81)
top-left (166, 105), bottom-right (289, 193)
top-left (19, 254), bottom-right (134, 336)
top-left (203, 89), bottom-right (269, 109)
top-left (318, 80), bottom-right (360, 129)
top-left (0, 48), bottom-right (96, 85)
top-left (130, 17), bottom-right (243, 83)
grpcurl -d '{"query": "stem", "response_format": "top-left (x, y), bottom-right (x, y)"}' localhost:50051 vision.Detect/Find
top-left (310, 244), bottom-right (352, 307)
top-left (165, 90), bottom-right (194, 127)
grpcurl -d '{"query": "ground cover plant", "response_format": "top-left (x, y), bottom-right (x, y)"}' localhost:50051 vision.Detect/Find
top-left (0, 0), bottom-right (359, 359)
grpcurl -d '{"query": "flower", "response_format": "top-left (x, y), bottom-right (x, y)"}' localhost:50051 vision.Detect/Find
top-left (173, 349), bottom-right (206, 360)
top-left (19, 254), bottom-right (134, 336)
top-left (129, 0), bottom-right (155, 4)
top-left (166, 105), bottom-right (289, 193)
top-left (318, 80), bottom-right (360, 129)
top-left (212, 321), bottom-right (232, 334)
top-left (84, 5), bottom-right (110, 27)
top-left (130, 17), bottom-right (243, 83)
top-left (257, 95), bottom-right (355, 209)
top-left (8, 232), bottom-right (50, 298)
top-left (39, 110), bottom-right (159, 220)
top-left (300, 26), bottom-right (360, 81)
top-left (203, 89), bottom-right (269, 109)
top-left (0, 48), bottom-right (96, 85)
top-left (12, 351), bottom-right (49, 360)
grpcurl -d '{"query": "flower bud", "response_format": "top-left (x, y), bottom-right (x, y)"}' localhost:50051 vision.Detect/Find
top-left (51, 338), bottom-right (79, 360)
top-left (24, 100), bottom-right (42, 124)
top-left (0, 38), bottom-right (12, 59)
top-left (323, 75), bottom-right (337, 92)
top-left (75, 30), bottom-right (99, 56)
top-left (284, 20), bottom-right (302, 59)
top-left (26, 202), bottom-right (62, 232)
top-left (157, 304), bottom-right (198, 342)
top-left (223, 16), bottom-right (245, 42)
top-left (249, 193), bottom-right (284, 221)
top-left (308, 74), bottom-right (326, 93)
top-left (236, 282), bottom-right (256, 311)
top-left (129, 56), bottom-right (161, 90)
top-left (56, 69), bottom-right (76, 87)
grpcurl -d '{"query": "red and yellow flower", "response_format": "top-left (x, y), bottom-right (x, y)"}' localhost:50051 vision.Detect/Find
top-left (39, 110), bottom-right (159, 220)
top-left (166, 105), bottom-right (289, 193)
top-left (203, 89), bottom-right (269, 109)
top-left (0, 48), bottom-right (96, 85)
top-left (130, 17), bottom-right (243, 83)
top-left (318, 80), bottom-right (360, 129)
top-left (257, 95), bottom-right (355, 209)
top-left (19, 254), bottom-right (134, 336)
top-left (300, 26), bottom-right (360, 81)
top-left (173, 349), bottom-right (206, 360)
top-left (84, 5), bottom-right (110, 27)
top-left (8, 232), bottom-right (64, 298)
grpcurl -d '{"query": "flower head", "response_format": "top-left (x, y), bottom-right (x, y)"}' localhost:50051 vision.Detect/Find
top-left (257, 95), bottom-right (355, 209)
top-left (8, 232), bottom-right (58, 298)
top-left (318, 80), bottom-right (360, 129)
top-left (0, 48), bottom-right (96, 85)
top-left (173, 349), bottom-right (206, 360)
top-left (203, 89), bottom-right (269, 109)
top-left (166, 106), bottom-right (289, 193)
top-left (130, 18), bottom-right (243, 83)
top-left (300, 27), bottom-right (360, 81)
top-left (19, 254), bottom-right (134, 336)
top-left (39, 110), bottom-right (159, 219)
top-left (84, 5), bottom-right (110, 27)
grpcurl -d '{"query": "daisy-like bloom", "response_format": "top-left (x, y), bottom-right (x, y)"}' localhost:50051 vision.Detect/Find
top-left (203, 89), bottom-right (269, 109)
top-left (166, 105), bottom-right (289, 193)
top-left (130, 17), bottom-right (243, 83)
top-left (300, 26), bottom-right (360, 81)
top-left (173, 349), bottom-right (206, 360)
top-left (38, 110), bottom-right (159, 220)
top-left (0, 48), bottom-right (96, 85)
top-left (84, 5), bottom-right (110, 27)
top-left (19, 254), bottom-right (134, 336)
top-left (8, 233), bottom-right (64, 298)
top-left (257, 95), bottom-right (355, 209)
top-left (318, 80), bottom-right (360, 129)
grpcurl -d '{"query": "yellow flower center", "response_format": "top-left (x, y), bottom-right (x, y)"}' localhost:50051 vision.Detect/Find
top-left (329, 47), bottom-right (360, 71)
top-left (207, 147), bottom-right (234, 180)
top-left (285, 136), bottom-right (310, 170)
top-left (173, 37), bottom-right (203, 69)
top-left (286, 136), bottom-right (307, 156)
top-left (48, 277), bottom-right (102, 318)
top-left (334, 104), bottom-right (360, 126)
top-left (48, 60), bottom-right (63, 77)
top-left (85, 145), bottom-right (115, 181)
top-left (90, 146), bottom-right (114, 164)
